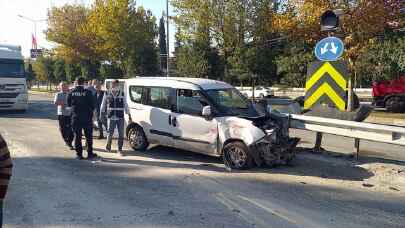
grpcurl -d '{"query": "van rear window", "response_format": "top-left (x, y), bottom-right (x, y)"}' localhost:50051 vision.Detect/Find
top-left (148, 87), bottom-right (171, 109)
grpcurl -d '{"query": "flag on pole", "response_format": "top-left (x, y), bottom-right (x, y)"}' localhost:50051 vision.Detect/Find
top-left (32, 34), bottom-right (37, 49)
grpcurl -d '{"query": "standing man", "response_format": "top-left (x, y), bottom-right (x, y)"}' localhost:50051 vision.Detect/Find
top-left (67, 77), bottom-right (98, 160)
top-left (0, 133), bottom-right (12, 227)
top-left (100, 79), bottom-right (132, 156)
top-left (54, 82), bottom-right (74, 150)
top-left (95, 82), bottom-right (107, 139)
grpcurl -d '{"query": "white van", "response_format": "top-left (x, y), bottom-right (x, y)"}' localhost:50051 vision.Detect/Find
top-left (124, 77), bottom-right (299, 170)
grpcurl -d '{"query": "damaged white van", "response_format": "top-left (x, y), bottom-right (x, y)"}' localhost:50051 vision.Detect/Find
top-left (124, 77), bottom-right (299, 170)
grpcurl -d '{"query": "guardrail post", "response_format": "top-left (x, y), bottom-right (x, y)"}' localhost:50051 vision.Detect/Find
top-left (314, 132), bottom-right (323, 153)
top-left (354, 138), bottom-right (360, 160)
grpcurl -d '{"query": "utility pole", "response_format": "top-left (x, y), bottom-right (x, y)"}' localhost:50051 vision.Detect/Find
top-left (18, 15), bottom-right (46, 48)
top-left (166, 0), bottom-right (170, 77)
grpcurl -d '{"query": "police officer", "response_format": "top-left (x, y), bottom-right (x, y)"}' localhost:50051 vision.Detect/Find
top-left (67, 77), bottom-right (98, 160)
top-left (100, 79), bottom-right (132, 156)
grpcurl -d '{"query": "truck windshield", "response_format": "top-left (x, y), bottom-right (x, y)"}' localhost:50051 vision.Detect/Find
top-left (205, 88), bottom-right (258, 116)
top-left (0, 59), bottom-right (25, 78)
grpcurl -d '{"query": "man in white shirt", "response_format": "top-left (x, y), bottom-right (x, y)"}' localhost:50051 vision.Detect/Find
top-left (54, 81), bottom-right (74, 150)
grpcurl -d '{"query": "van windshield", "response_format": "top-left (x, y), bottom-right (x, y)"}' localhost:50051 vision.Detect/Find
top-left (205, 88), bottom-right (257, 116)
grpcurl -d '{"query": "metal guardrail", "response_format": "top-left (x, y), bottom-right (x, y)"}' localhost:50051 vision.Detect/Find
top-left (289, 114), bottom-right (405, 146)
top-left (288, 114), bottom-right (405, 159)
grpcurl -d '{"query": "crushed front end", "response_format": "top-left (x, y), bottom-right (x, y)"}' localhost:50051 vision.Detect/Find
top-left (247, 112), bottom-right (300, 167)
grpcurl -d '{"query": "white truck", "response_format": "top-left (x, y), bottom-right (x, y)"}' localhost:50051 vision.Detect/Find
top-left (0, 44), bottom-right (28, 111)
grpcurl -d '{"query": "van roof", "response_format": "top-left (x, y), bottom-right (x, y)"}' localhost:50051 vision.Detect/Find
top-left (125, 77), bottom-right (234, 90)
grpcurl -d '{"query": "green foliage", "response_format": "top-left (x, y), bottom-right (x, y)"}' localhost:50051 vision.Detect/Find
top-left (159, 15), bottom-right (167, 72)
top-left (65, 63), bottom-right (81, 82)
top-left (46, 1), bottom-right (159, 77)
top-left (32, 56), bottom-right (54, 83)
top-left (100, 63), bottom-right (124, 79)
top-left (356, 36), bottom-right (405, 85)
top-left (276, 43), bottom-right (314, 87)
top-left (176, 45), bottom-right (208, 78)
top-left (24, 60), bottom-right (36, 82)
top-left (53, 59), bottom-right (66, 83)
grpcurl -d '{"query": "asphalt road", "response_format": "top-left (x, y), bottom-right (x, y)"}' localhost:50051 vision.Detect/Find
top-left (0, 92), bottom-right (404, 228)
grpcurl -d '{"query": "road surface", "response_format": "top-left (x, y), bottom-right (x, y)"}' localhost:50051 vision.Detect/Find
top-left (0, 92), bottom-right (404, 228)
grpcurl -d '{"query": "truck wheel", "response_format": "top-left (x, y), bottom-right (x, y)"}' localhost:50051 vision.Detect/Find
top-left (386, 97), bottom-right (402, 113)
top-left (128, 125), bottom-right (149, 151)
top-left (223, 141), bottom-right (254, 170)
top-left (399, 98), bottom-right (405, 113)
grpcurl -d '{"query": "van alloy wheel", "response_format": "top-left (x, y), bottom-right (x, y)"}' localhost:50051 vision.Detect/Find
top-left (128, 126), bottom-right (148, 151)
top-left (223, 141), bottom-right (253, 170)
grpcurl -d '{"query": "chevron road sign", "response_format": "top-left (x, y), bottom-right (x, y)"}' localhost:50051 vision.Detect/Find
top-left (304, 61), bottom-right (348, 111)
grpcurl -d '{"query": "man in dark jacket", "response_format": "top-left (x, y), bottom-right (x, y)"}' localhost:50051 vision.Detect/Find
top-left (67, 77), bottom-right (98, 160)
top-left (95, 82), bottom-right (107, 139)
top-left (0, 133), bottom-right (12, 227)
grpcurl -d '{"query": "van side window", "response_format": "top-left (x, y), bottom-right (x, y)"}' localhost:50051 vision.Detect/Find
top-left (148, 87), bottom-right (171, 109)
top-left (176, 89), bottom-right (207, 116)
top-left (129, 86), bottom-right (143, 103)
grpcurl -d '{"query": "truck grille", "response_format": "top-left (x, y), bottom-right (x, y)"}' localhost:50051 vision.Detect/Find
top-left (0, 93), bottom-right (19, 98)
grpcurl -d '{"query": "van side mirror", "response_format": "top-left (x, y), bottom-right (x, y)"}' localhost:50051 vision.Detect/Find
top-left (202, 106), bottom-right (212, 118)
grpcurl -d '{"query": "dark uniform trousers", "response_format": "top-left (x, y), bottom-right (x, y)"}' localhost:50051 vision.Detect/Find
top-left (58, 115), bottom-right (74, 145)
top-left (72, 118), bottom-right (93, 156)
top-left (68, 86), bottom-right (95, 158)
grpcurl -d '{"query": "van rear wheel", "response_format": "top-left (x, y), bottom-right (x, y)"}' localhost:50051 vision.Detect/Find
top-left (128, 125), bottom-right (149, 151)
top-left (223, 141), bottom-right (254, 170)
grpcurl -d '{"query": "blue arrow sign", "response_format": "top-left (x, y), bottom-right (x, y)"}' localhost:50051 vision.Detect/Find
top-left (314, 37), bottom-right (344, 62)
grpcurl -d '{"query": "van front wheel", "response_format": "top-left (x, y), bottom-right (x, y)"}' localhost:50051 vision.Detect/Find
top-left (223, 141), bottom-right (254, 170)
top-left (128, 125), bottom-right (149, 151)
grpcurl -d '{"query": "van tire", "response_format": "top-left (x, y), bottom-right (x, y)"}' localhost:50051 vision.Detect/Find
top-left (128, 125), bottom-right (149, 151)
top-left (223, 141), bottom-right (254, 170)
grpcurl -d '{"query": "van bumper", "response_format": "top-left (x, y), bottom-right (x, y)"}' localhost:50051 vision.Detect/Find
top-left (249, 137), bottom-right (300, 167)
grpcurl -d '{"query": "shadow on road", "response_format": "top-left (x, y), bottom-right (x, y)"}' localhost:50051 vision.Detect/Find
top-left (95, 145), bottom-right (375, 181)
top-left (97, 145), bottom-right (226, 173)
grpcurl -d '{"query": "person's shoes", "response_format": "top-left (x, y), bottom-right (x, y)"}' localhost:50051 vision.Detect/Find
top-left (98, 135), bottom-right (105, 140)
top-left (87, 153), bottom-right (99, 160)
top-left (67, 142), bottom-right (75, 150)
top-left (76, 154), bottom-right (84, 160)
top-left (117, 151), bottom-right (124, 157)
top-left (105, 146), bottom-right (111, 152)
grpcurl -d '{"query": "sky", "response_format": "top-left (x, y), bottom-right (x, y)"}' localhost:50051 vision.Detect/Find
top-left (0, 0), bottom-right (176, 58)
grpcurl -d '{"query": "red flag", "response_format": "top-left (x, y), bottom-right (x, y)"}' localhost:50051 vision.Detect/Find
top-left (32, 34), bottom-right (37, 49)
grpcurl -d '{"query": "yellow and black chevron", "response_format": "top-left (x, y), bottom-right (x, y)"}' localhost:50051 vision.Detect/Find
top-left (304, 61), bottom-right (348, 111)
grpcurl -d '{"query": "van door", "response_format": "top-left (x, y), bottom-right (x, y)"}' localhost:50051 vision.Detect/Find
top-left (142, 87), bottom-right (174, 146)
top-left (171, 89), bottom-right (218, 155)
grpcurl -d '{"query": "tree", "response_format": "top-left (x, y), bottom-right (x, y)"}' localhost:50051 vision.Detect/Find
top-left (53, 59), bottom-right (66, 83)
top-left (47, 5), bottom-right (97, 63)
top-left (159, 15), bottom-right (167, 73)
top-left (65, 63), bottom-right (81, 82)
top-left (276, 43), bottom-right (314, 87)
top-left (356, 36), bottom-right (405, 86)
top-left (172, 0), bottom-right (278, 83)
top-left (176, 45), bottom-right (208, 78)
top-left (24, 60), bottom-right (36, 87)
top-left (32, 56), bottom-right (55, 90)
top-left (272, 0), bottom-right (403, 73)
top-left (100, 63), bottom-right (123, 80)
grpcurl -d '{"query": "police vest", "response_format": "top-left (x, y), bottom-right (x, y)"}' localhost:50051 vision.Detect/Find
top-left (107, 90), bottom-right (125, 119)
